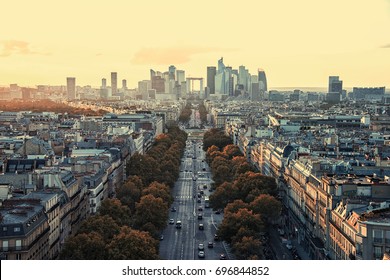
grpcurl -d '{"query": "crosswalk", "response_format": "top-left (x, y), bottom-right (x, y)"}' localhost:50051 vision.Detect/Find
top-left (175, 195), bottom-right (193, 199)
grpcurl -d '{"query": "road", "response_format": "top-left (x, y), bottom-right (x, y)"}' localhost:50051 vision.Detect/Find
top-left (159, 138), bottom-right (227, 260)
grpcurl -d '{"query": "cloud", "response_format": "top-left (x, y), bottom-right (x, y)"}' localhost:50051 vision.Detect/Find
top-left (0, 40), bottom-right (50, 57)
top-left (381, 43), bottom-right (390, 48)
top-left (131, 46), bottom-right (237, 65)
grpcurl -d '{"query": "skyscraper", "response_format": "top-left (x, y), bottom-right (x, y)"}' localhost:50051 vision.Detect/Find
top-left (102, 78), bottom-right (106, 88)
top-left (111, 72), bottom-right (117, 95)
top-left (122, 79), bottom-right (127, 90)
top-left (176, 70), bottom-right (185, 84)
top-left (207, 66), bottom-right (216, 94)
top-left (327, 76), bottom-right (342, 103)
top-left (66, 77), bottom-right (76, 100)
top-left (258, 69), bottom-right (267, 92)
top-left (168, 65), bottom-right (176, 80)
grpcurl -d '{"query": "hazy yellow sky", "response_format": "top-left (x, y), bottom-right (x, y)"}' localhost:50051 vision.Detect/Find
top-left (1, 0), bottom-right (390, 89)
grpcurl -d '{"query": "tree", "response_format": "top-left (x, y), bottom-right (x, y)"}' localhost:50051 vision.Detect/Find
top-left (210, 182), bottom-right (239, 210)
top-left (231, 156), bottom-right (255, 178)
top-left (217, 208), bottom-right (264, 244)
top-left (222, 144), bottom-right (242, 159)
top-left (224, 199), bottom-right (249, 215)
top-left (232, 236), bottom-right (263, 260)
top-left (126, 153), bottom-right (161, 186)
top-left (249, 194), bottom-right (282, 223)
top-left (134, 194), bottom-right (169, 233)
top-left (98, 199), bottom-right (132, 226)
top-left (116, 180), bottom-right (141, 212)
top-left (108, 227), bottom-right (159, 260)
top-left (78, 215), bottom-right (120, 242)
top-left (142, 181), bottom-right (173, 206)
top-left (59, 232), bottom-right (107, 260)
top-left (233, 172), bottom-right (277, 202)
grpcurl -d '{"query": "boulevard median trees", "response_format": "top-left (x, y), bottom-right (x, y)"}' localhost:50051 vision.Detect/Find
top-left (59, 232), bottom-right (108, 260)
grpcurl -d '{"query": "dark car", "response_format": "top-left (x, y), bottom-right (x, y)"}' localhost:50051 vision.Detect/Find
top-left (198, 213), bottom-right (203, 220)
top-left (214, 234), bottom-right (219, 241)
top-left (171, 207), bottom-right (177, 212)
top-left (219, 254), bottom-right (227, 260)
top-left (208, 242), bottom-right (214, 248)
top-left (199, 224), bottom-right (204, 230)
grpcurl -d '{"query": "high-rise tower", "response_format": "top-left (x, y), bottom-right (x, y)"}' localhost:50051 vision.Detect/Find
top-left (111, 72), bottom-right (117, 95)
top-left (66, 77), bottom-right (76, 100)
top-left (207, 66), bottom-right (216, 94)
top-left (258, 69), bottom-right (267, 92)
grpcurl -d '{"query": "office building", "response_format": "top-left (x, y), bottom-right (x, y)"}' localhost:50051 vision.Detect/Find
top-left (327, 76), bottom-right (343, 103)
top-left (111, 72), bottom-right (117, 96)
top-left (258, 69), bottom-right (267, 92)
top-left (207, 66), bottom-right (216, 95)
top-left (176, 70), bottom-right (185, 84)
top-left (66, 77), bottom-right (76, 100)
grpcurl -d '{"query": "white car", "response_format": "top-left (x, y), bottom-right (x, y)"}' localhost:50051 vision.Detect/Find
top-left (169, 219), bottom-right (174, 224)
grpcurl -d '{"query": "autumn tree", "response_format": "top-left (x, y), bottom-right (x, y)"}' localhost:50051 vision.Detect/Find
top-left (210, 182), bottom-right (239, 210)
top-left (233, 172), bottom-right (277, 203)
top-left (222, 144), bottom-right (242, 159)
top-left (78, 215), bottom-right (120, 242)
top-left (232, 236), bottom-right (263, 260)
top-left (115, 180), bottom-right (142, 212)
top-left (107, 227), bottom-right (159, 260)
top-left (217, 208), bottom-right (264, 244)
top-left (59, 232), bottom-right (107, 260)
top-left (249, 194), bottom-right (282, 223)
top-left (142, 181), bottom-right (173, 206)
top-left (134, 194), bottom-right (169, 234)
top-left (98, 199), bottom-right (132, 226)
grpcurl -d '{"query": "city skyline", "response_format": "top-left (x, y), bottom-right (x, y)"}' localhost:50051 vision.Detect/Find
top-left (1, 0), bottom-right (390, 89)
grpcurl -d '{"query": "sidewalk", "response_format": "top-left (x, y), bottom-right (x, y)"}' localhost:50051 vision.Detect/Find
top-left (290, 238), bottom-right (311, 260)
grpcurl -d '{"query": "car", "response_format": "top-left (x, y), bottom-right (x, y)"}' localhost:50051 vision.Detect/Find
top-left (208, 242), bottom-right (214, 248)
top-left (198, 213), bottom-right (203, 220)
top-left (199, 224), bottom-right (204, 230)
top-left (286, 241), bottom-right (293, 250)
top-left (214, 234), bottom-right (219, 241)
top-left (159, 235), bottom-right (164, 240)
top-left (197, 198), bottom-right (201, 203)
top-left (198, 206), bottom-right (203, 211)
top-left (171, 207), bottom-right (177, 212)
top-left (198, 243), bottom-right (204, 250)
top-left (203, 184), bottom-right (207, 189)
top-left (197, 193), bottom-right (201, 198)
top-left (200, 190), bottom-right (204, 194)
top-left (219, 253), bottom-right (227, 260)
top-left (198, 251), bottom-right (205, 258)
top-left (169, 218), bottom-right (174, 224)
top-left (215, 210), bottom-right (221, 214)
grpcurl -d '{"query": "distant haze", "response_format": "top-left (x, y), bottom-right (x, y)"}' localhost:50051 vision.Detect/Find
top-left (0, 0), bottom-right (390, 89)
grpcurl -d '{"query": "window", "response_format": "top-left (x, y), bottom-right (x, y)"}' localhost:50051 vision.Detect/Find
top-left (14, 227), bottom-right (20, 233)
top-left (2, 241), bottom-right (9, 251)
top-left (374, 246), bottom-right (382, 259)
top-left (15, 240), bottom-right (21, 250)
top-left (373, 229), bottom-right (383, 243)
top-left (2, 227), bottom-right (7, 232)
top-left (386, 231), bottom-right (390, 244)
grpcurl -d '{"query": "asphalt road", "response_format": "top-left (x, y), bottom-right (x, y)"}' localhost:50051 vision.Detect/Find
top-left (159, 139), bottom-right (227, 260)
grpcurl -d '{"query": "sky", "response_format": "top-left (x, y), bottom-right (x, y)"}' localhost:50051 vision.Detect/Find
top-left (1, 0), bottom-right (390, 89)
